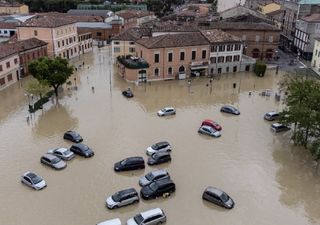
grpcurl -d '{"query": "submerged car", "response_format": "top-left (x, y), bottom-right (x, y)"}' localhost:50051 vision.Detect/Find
top-left (147, 152), bottom-right (171, 166)
top-left (21, 171), bottom-right (47, 190)
top-left (40, 154), bottom-right (67, 170)
top-left (122, 89), bottom-right (134, 98)
top-left (126, 208), bottom-right (166, 225)
top-left (96, 218), bottom-right (121, 225)
top-left (47, 147), bottom-right (75, 161)
top-left (106, 188), bottom-right (139, 209)
top-left (63, 131), bottom-right (83, 143)
top-left (202, 186), bottom-right (234, 209)
top-left (70, 143), bottom-right (94, 158)
top-left (271, 123), bottom-right (291, 133)
top-left (114, 157), bottom-right (145, 172)
top-left (157, 107), bottom-right (176, 117)
top-left (198, 125), bottom-right (221, 137)
top-left (146, 141), bottom-right (171, 156)
top-left (201, 119), bottom-right (222, 131)
top-left (139, 169), bottom-right (170, 187)
top-left (140, 178), bottom-right (176, 200)
top-left (264, 111), bottom-right (279, 121)
top-left (220, 105), bottom-right (240, 115)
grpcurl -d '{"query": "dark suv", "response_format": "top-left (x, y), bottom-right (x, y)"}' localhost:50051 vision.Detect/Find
top-left (147, 152), bottom-right (171, 165)
top-left (63, 131), bottom-right (83, 143)
top-left (114, 157), bottom-right (145, 172)
top-left (140, 178), bottom-right (176, 200)
top-left (70, 143), bottom-right (94, 158)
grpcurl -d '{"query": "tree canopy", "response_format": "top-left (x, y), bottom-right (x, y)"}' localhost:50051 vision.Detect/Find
top-left (28, 57), bottom-right (74, 97)
top-left (26, 79), bottom-right (50, 99)
top-left (146, 0), bottom-right (183, 17)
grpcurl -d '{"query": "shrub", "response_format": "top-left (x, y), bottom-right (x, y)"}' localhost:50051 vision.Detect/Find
top-left (254, 60), bottom-right (267, 77)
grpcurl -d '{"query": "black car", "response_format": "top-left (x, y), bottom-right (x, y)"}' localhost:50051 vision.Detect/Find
top-left (114, 157), bottom-right (145, 172)
top-left (220, 105), bottom-right (240, 115)
top-left (122, 89), bottom-right (134, 98)
top-left (70, 143), bottom-right (94, 158)
top-left (202, 186), bottom-right (234, 209)
top-left (147, 152), bottom-right (171, 166)
top-left (63, 131), bottom-right (83, 143)
top-left (140, 178), bottom-right (176, 200)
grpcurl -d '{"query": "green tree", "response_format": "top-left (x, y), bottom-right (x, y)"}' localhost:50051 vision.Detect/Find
top-left (28, 57), bottom-right (74, 98)
top-left (254, 60), bottom-right (267, 77)
top-left (146, 0), bottom-right (181, 17)
top-left (26, 79), bottom-right (50, 99)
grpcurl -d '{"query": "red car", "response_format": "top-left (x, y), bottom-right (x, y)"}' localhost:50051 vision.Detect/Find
top-left (201, 119), bottom-right (222, 131)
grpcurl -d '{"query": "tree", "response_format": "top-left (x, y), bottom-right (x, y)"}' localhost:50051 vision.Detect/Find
top-left (28, 57), bottom-right (74, 97)
top-left (26, 79), bottom-right (50, 99)
top-left (146, 0), bottom-right (181, 17)
top-left (254, 60), bottom-right (267, 77)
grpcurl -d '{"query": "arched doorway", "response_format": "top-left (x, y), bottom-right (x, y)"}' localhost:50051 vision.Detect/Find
top-left (252, 48), bottom-right (260, 58)
top-left (179, 66), bottom-right (185, 73)
top-left (266, 49), bottom-right (273, 59)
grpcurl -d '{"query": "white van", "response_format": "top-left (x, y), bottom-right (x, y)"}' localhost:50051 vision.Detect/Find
top-left (97, 218), bottom-right (121, 225)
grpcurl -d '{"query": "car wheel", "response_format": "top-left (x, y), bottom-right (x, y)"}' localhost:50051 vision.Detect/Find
top-left (157, 222), bottom-right (162, 225)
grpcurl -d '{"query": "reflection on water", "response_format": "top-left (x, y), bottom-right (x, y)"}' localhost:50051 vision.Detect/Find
top-left (0, 47), bottom-right (320, 225)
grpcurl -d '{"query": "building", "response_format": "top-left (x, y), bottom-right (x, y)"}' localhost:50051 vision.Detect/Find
top-left (258, 2), bottom-right (281, 14)
top-left (294, 13), bottom-right (320, 60)
top-left (0, 21), bottom-right (16, 37)
top-left (17, 15), bottom-right (92, 59)
top-left (67, 9), bottom-right (113, 19)
top-left (116, 10), bottom-right (156, 30)
top-left (78, 32), bottom-right (93, 55)
top-left (311, 37), bottom-right (320, 74)
top-left (128, 32), bottom-right (210, 82)
top-left (266, 9), bottom-right (284, 29)
top-left (200, 29), bottom-right (255, 75)
top-left (0, 1), bottom-right (29, 14)
top-left (0, 44), bottom-right (19, 90)
top-left (199, 21), bottom-right (281, 59)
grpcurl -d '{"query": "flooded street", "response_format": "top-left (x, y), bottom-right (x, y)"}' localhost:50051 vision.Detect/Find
top-left (1, 47), bottom-right (320, 225)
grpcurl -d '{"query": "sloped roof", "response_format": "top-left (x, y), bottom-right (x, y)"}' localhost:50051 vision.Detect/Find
top-left (136, 32), bottom-right (209, 48)
top-left (112, 27), bottom-right (151, 41)
top-left (301, 13), bottom-right (320, 22)
top-left (18, 15), bottom-right (75, 28)
top-left (201, 21), bottom-right (280, 31)
top-left (200, 29), bottom-right (241, 43)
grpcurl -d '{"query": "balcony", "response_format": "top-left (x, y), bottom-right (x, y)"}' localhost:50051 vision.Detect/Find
top-left (190, 61), bottom-right (209, 70)
top-left (117, 55), bottom-right (149, 69)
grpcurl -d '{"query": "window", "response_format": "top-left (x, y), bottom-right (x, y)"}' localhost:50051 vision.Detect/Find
top-left (69, 37), bottom-right (72, 43)
top-left (129, 48), bottom-right (135, 53)
top-left (154, 68), bottom-right (159, 76)
top-left (0, 77), bottom-right (5, 86)
top-left (14, 58), bottom-right (18, 64)
top-left (168, 67), bottom-right (173, 75)
top-left (154, 53), bottom-right (159, 63)
top-left (180, 51), bottom-right (185, 60)
top-left (218, 45), bottom-right (225, 52)
top-left (233, 55), bottom-right (240, 61)
top-left (129, 41), bottom-right (135, 45)
top-left (4, 30), bottom-right (7, 34)
top-left (74, 37), bottom-right (76, 42)
top-left (226, 56), bottom-right (232, 62)
top-left (191, 50), bottom-right (196, 60)
top-left (6, 61), bottom-right (10, 68)
top-left (211, 45), bottom-right (218, 52)
top-left (34, 30), bottom-right (37, 36)
top-left (269, 36), bottom-right (274, 43)
top-left (234, 44), bottom-right (241, 51)
top-left (62, 40), bottom-right (65, 46)
top-left (255, 35), bottom-right (260, 42)
top-left (218, 56), bottom-right (224, 63)
top-left (168, 52), bottom-right (173, 62)
top-left (7, 73), bottom-right (12, 81)
top-left (210, 57), bottom-right (216, 63)
top-left (227, 45), bottom-right (233, 51)
top-left (66, 39), bottom-right (68, 45)
top-left (97, 32), bottom-right (102, 37)
top-left (226, 67), bottom-right (229, 72)
top-left (202, 50), bottom-right (206, 59)
top-left (58, 41), bottom-right (60, 48)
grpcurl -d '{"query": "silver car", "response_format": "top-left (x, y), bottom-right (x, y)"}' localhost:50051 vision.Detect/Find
top-left (157, 107), bottom-right (176, 116)
top-left (96, 218), bottom-right (121, 225)
top-left (139, 169), bottom-right (170, 186)
top-left (127, 208), bottom-right (166, 225)
top-left (198, 125), bottom-right (221, 137)
top-left (146, 141), bottom-right (171, 156)
top-left (21, 171), bottom-right (47, 190)
top-left (48, 147), bottom-right (75, 161)
top-left (40, 154), bottom-right (67, 170)
top-left (106, 188), bottom-right (139, 209)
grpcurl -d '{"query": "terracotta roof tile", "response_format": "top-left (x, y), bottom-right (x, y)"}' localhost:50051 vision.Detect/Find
top-left (19, 15), bottom-right (76, 28)
top-left (200, 29), bottom-right (241, 43)
top-left (112, 27), bottom-right (151, 41)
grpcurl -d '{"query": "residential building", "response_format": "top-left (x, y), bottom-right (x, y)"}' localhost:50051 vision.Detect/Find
top-left (0, 1), bottom-right (29, 14)
top-left (201, 29), bottom-right (255, 75)
top-left (294, 13), bottom-right (320, 60)
top-left (116, 10), bottom-right (156, 30)
top-left (78, 32), bottom-right (93, 55)
top-left (127, 32), bottom-right (210, 82)
top-left (311, 37), bottom-right (320, 74)
top-left (17, 15), bottom-right (92, 59)
top-left (258, 2), bottom-right (281, 14)
top-left (0, 45), bottom-right (19, 90)
top-left (199, 21), bottom-right (280, 59)
top-left (0, 21), bottom-right (16, 37)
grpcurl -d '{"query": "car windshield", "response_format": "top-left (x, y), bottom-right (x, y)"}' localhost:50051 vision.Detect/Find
top-left (74, 134), bottom-right (80, 138)
top-left (151, 143), bottom-right (160, 150)
top-left (80, 145), bottom-right (89, 151)
top-left (161, 109), bottom-right (166, 112)
top-left (112, 192), bottom-right (121, 202)
top-left (63, 149), bottom-right (72, 155)
top-left (134, 214), bottom-right (144, 224)
top-left (149, 182), bottom-right (158, 191)
top-left (30, 174), bottom-right (42, 184)
top-left (146, 172), bottom-right (155, 181)
top-left (120, 159), bottom-right (127, 166)
top-left (220, 193), bottom-right (229, 202)
top-left (51, 157), bottom-right (61, 164)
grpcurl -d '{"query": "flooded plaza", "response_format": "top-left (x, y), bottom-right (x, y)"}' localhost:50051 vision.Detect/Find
top-left (1, 47), bottom-right (320, 225)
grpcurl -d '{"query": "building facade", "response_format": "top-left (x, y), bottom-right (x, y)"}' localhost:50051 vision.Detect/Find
top-left (0, 2), bottom-right (29, 14)
top-left (311, 37), bottom-right (320, 75)
top-left (0, 49), bottom-right (19, 90)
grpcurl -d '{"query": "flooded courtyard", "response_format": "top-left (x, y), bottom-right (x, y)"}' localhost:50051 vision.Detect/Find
top-left (1, 47), bottom-right (320, 225)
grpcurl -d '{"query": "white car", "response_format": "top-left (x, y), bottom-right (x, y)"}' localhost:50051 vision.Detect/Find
top-left (139, 169), bottom-right (170, 186)
top-left (157, 107), bottom-right (176, 116)
top-left (21, 171), bottom-right (47, 190)
top-left (127, 208), bottom-right (166, 225)
top-left (96, 218), bottom-right (121, 225)
top-left (146, 141), bottom-right (171, 155)
top-left (198, 125), bottom-right (221, 137)
top-left (48, 147), bottom-right (75, 161)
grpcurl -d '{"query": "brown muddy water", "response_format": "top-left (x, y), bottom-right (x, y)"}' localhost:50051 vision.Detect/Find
top-left (1, 47), bottom-right (320, 225)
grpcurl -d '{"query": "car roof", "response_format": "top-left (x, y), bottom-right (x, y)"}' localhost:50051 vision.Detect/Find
top-left (42, 153), bottom-right (58, 160)
top-left (96, 218), bottom-right (121, 225)
top-left (272, 123), bottom-right (282, 127)
top-left (155, 141), bottom-right (169, 146)
top-left (205, 186), bottom-right (225, 196)
top-left (126, 156), bottom-right (144, 161)
top-left (140, 208), bottom-right (163, 219)
top-left (73, 143), bottom-right (87, 148)
top-left (66, 130), bottom-right (77, 134)
top-left (201, 125), bottom-right (213, 130)
top-left (224, 105), bottom-right (236, 109)
top-left (118, 188), bottom-right (137, 196)
top-left (163, 107), bottom-right (174, 110)
top-left (151, 169), bottom-right (168, 177)
top-left (153, 151), bottom-right (170, 157)
top-left (267, 111), bottom-right (278, 115)
top-left (24, 171), bottom-right (38, 178)
top-left (203, 119), bottom-right (214, 123)
top-left (155, 177), bottom-right (173, 186)
top-left (55, 148), bottom-right (68, 153)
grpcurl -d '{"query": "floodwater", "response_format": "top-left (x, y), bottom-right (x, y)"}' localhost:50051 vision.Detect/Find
top-left (1, 47), bottom-right (320, 225)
